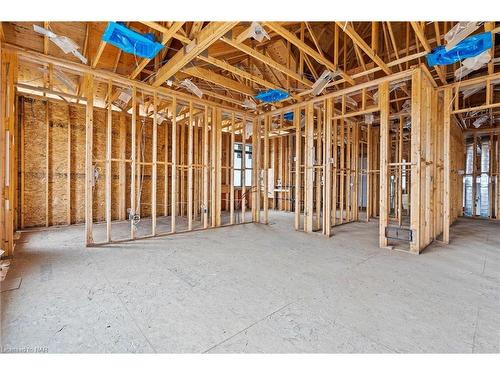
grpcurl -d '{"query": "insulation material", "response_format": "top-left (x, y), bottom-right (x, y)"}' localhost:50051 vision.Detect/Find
top-left (102, 22), bottom-right (163, 59)
top-left (180, 79), bottom-right (203, 98)
top-left (33, 25), bottom-right (87, 64)
top-left (426, 32), bottom-right (492, 67)
top-left (444, 22), bottom-right (482, 51)
top-left (245, 121), bottom-right (253, 139)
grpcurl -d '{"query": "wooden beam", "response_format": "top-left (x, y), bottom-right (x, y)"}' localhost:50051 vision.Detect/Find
top-left (151, 22), bottom-right (238, 87)
top-left (323, 99), bottom-right (332, 236)
top-left (84, 74), bottom-right (94, 246)
top-left (264, 22), bottom-right (355, 85)
top-left (187, 101), bottom-right (194, 230)
top-left (171, 97), bottom-right (177, 233)
top-left (197, 54), bottom-right (284, 92)
top-left (304, 103), bottom-right (314, 232)
top-left (91, 40), bottom-right (107, 69)
top-left (379, 81), bottom-right (390, 248)
top-left (443, 87), bottom-right (451, 243)
top-left (152, 92), bottom-right (158, 235)
top-left (129, 22), bottom-right (185, 79)
top-left (336, 22), bottom-right (392, 75)
top-left (221, 36), bottom-right (314, 87)
top-left (130, 87), bottom-right (137, 239)
top-left (305, 22), bottom-right (325, 58)
top-left (181, 66), bottom-right (255, 96)
top-left (105, 80), bottom-right (112, 242)
top-left (410, 22), bottom-right (447, 84)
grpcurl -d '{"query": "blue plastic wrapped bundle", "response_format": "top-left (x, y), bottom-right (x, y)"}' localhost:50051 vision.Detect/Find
top-left (102, 22), bottom-right (164, 59)
top-left (255, 89), bottom-right (289, 103)
top-left (426, 32), bottom-right (492, 67)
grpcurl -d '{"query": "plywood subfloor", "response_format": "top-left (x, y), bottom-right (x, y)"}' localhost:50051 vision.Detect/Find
top-left (1, 212), bottom-right (499, 353)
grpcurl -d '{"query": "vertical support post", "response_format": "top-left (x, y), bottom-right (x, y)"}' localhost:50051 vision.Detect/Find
top-left (45, 100), bottom-right (50, 227)
top-left (332, 117), bottom-right (338, 226)
top-left (151, 92), bottom-right (158, 235)
top-left (323, 99), bottom-right (332, 236)
top-left (242, 115), bottom-right (247, 223)
top-left (118, 113), bottom-right (126, 221)
top-left (304, 103), bottom-right (314, 233)
top-left (187, 101), bottom-right (193, 231)
top-left (84, 74), bottom-right (94, 246)
top-left (263, 114), bottom-right (269, 224)
top-left (105, 80), bottom-right (112, 242)
top-left (202, 105), bottom-right (209, 228)
top-left (130, 86), bottom-right (137, 239)
top-left (164, 104), bottom-right (169, 217)
top-left (252, 117), bottom-right (259, 223)
top-left (379, 81), bottom-right (390, 248)
top-left (366, 121), bottom-right (371, 222)
top-left (215, 109), bottom-right (222, 226)
top-left (410, 69), bottom-right (422, 253)
top-left (294, 107), bottom-right (301, 230)
top-left (443, 87), bottom-right (451, 244)
top-left (66, 105), bottom-right (72, 225)
top-left (315, 107), bottom-right (322, 230)
top-left (171, 97), bottom-right (177, 233)
top-left (230, 112), bottom-right (235, 224)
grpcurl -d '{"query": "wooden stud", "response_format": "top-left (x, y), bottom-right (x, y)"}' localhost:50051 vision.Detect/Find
top-left (105, 80), bottom-right (112, 242)
top-left (84, 74), bottom-right (94, 246)
top-left (379, 81), bottom-right (390, 248)
top-left (152, 92), bottom-right (158, 235)
top-left (187, 101), bottom-right (193, 231)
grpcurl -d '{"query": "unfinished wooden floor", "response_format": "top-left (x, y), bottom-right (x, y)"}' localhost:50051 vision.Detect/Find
top-left (1, 211), bottom-right (499, 353)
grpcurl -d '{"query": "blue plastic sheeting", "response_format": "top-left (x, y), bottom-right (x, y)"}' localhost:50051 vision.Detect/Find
top-left (426, 32), bottom-right (492, 67)
top-left (102, 22), bottom-right (163, 59)
top-left (284, 111), bottom-right (294, 121)
top-left (255, 89), bottom-right (289, 103)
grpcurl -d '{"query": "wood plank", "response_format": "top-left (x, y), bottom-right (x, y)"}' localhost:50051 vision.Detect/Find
top-left (304, 103), bottom-right (314, 232)
top-left (264, 22), bottom-right (355, 85)
top-left (323, 99), bottom-right (332, 236)
top-left (152, 92), bottom-right (158, 235)
top-left (379, 81), bottom-right (390, 248)
top-left (84, 74), bottom-right (94, 246)
top-left (130, 87), bottom-right (137, 239)
top-left (187, 101), bottom-right (193, 230)
top-left (152, 22), bottom-right (238, 86)
top-left (171, 97), bottom-right (177, 232)
top-left (105, 80), bottom-right (112, 242)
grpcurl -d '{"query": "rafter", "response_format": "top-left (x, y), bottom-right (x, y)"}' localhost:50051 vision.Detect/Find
top-left (335, 21), bottom-right (392, 75)
top-left (181, 66), bottom-right (255, 96)
top-left (263, 22), bottom-right (355, 85)
top-left (410, 21), bottom-right (447, 84)
top-left (151, 22), bottom-right (238, 87)
top-left (128, 22), bottom-right (185, 79)
top-left (91, 40), bottom-right (107, 68)
top-left (305, 22), bottom-right (324, 58)
top-left (221, 36), bottom-right (314, 87)
top-left (197, 54), bottom-right (280, 92)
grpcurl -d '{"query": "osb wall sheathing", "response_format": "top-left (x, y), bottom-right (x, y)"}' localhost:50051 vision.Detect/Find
top-left (19, 95), bottom-right (158, 228)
